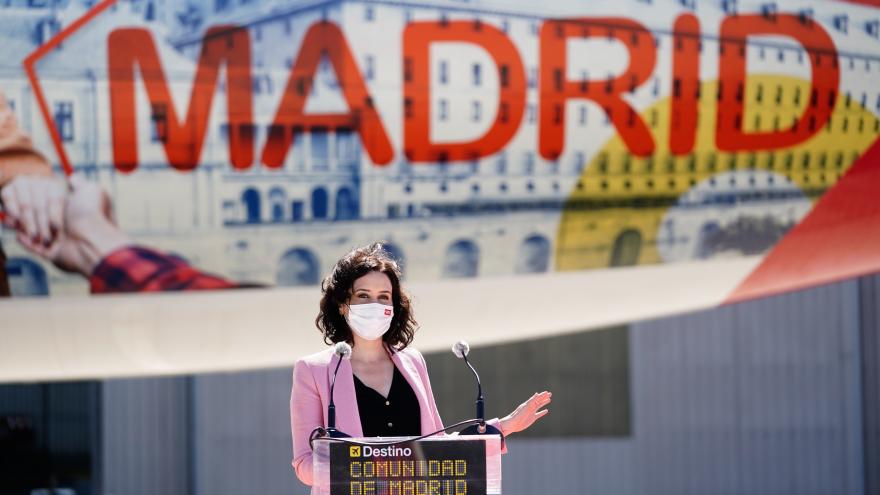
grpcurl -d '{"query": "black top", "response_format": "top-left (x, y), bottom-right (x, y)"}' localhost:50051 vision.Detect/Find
top-left (353, 365), bottom-right (421, 437)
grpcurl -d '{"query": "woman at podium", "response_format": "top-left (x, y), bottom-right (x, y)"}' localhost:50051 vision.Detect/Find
top-left (290, 242), bottom-right (551, 486)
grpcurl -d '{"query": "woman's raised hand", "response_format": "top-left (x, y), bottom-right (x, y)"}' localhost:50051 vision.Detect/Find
top-left (499, 391), bottom-right (552, 436)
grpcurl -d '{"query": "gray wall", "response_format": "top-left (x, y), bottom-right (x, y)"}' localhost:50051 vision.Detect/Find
top-left (501, 279), bottom-right (865, 495)
top-left (101, 377), bottom-right (190, 495)
top-left (859, 276), bottom-right (880, 495)
top-left (93, 274), bottom-right (879, 495)
top-left (100, 371), bottom-right (304, 495)
top-left (190, 369), bottom-right (300, 495)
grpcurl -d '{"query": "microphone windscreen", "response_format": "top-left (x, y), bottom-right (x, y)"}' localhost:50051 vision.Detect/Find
top-left (334, 342), bottom-right (352, 359)
top-left (452, 341), bottom-right (470, 359)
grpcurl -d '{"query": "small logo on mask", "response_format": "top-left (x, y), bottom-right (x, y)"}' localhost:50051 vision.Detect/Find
top-left (384, 308), bottom-right (392, 316)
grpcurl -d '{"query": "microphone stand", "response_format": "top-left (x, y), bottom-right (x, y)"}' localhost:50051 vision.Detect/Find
top-left (458, 351), bottom-right (503, 436)
top-left (325, 353), bottom-right (351, 438)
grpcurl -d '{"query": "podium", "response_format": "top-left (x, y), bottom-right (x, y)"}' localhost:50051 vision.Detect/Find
top-left (311, 434), bottom-right (502, 495)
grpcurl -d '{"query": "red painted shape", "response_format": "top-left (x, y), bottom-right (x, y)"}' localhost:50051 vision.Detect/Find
top-left (402, 20), bottom-right (526, 163)
top-left (23, 0), bottom-right (119, 176)
top-left (261, 22), bottom-right (393, 168)
top-left (716, 14), bottom-right (839, 152)
top-left (539, 18), bottom-right (657, 159)
top-left (109, 26), bottom-right (253, 172)
top-left (726, 136), bottom-right (880, 304)
top-left (670, 13), bottom-right (700, 156)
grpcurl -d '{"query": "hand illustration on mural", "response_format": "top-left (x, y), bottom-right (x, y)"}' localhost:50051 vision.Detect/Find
top-left (1, 86), bottom-right (242, 294)
top-left (1, 176), bottom-right (67, 257)
top-left (9, 175), bottom-right (241, 294)
top-left (0, 89), bottom-right (57, 296)
top-left (12, 175), bottom-right (128, 276)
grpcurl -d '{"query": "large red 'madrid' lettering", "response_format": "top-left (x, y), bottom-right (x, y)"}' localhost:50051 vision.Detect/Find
top-left (94, 12), bottom-right (845, 174)
top-left (261, 22), bottom-right (393, 167)
top-left (716, 14), bottom-right (839, 151)
top-left (403, 21), bottom-right (526, 162)
top-left (108, 26), bottom-right (253, 172)
top-left (539, 18), bottom-right (657, 159)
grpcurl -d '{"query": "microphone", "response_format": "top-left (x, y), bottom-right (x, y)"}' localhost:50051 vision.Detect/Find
top-left (326, 342), bottom-right (352, 438)
top-left (452, 341), bottom-right (502, 436)
top-left (452, 341), bottom-right (469, 359)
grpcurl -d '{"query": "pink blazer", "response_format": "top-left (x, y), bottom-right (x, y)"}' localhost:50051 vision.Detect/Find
top-left (289, 346), bottom-right (503, 486)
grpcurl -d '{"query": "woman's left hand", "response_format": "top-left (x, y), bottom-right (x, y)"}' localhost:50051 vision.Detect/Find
top-left (499, 391), bottom-right (552, 436)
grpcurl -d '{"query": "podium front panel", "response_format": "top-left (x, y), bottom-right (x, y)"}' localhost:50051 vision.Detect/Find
top-left (311, 435), bottom-right (502, 495)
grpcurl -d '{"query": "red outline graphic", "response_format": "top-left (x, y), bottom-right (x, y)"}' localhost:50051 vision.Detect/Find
top-left (22, 0), bottom-right (118, 176)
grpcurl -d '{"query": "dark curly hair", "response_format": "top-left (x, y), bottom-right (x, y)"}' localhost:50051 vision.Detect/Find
top-left (316, 242), bottom-right (417, 350)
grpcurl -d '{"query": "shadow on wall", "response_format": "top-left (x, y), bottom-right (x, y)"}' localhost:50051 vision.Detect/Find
top-left (425, 325), bottom-right (631, 437)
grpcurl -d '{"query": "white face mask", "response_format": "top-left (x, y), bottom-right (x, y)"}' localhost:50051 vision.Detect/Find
top-left (346, 303), bottom-right (394, 341)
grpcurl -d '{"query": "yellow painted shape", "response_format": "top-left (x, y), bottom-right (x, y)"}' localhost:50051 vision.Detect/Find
top-left (555, 75), bottom-right (880, 271)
